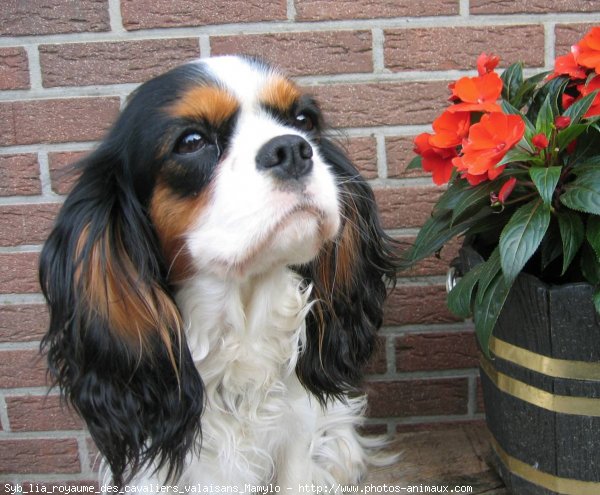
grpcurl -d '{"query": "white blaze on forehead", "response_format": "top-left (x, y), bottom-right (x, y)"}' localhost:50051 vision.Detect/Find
top-left (201, 56), bottom-right (274, 110)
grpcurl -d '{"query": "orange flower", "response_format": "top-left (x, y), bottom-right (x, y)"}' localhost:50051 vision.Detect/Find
top-left (456, 112), bottom-right (525, 180)
top-left (429, 111), bottom-right (471, 148)
top-left (477, 53), bottom-right (500, 76)
top-left (573, 27), bottom-right (600, 73)
top-left (448, 72), bottom-right (503, 113)
top-left (414, 133), bottom-right (456, 185)
top-left (549, 52), bottom-right (588, 80)
top-left (577, 75), bottom-right (600, 117)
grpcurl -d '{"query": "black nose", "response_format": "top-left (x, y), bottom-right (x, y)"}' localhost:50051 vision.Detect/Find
top-left (256, 134), bottom-right (313, 180)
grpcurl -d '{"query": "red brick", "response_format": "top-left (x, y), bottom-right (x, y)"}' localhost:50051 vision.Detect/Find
top-left (0, 98), bottom-right (120, 146)
top-left (471, 0), bottom-right (598, 14)
top-left (395, 331), bottom-right (479, 372)
top-left (384, 285), bottom-right (461, 326)
top-left (312, 81), bottom-right (450, 128)
top-left (339, 136), bottom-right (378, 180)
top-left (386, 136), bottom-right (428, 179)
top-left (0, 0), bottom-right (109, 36)
top-left (555, 24), bottom-right (596, 58)
top-left (0, 253), bottom-right (40, 294)
top-left (364, 336), bottom-right (387, 375)
top-left (0, 154), bottom-right (41, 196)
top-left (121, 0), bottom-right (286, 30)
top-left (48, 151), bottom-right (87, 195)
top-left (40, 39), bottom-right (200, 88)
top-left (396, 236), bottom-right (461, 278)
top-left (0, 439), bottom-right (80, 474)
top-left (0, 350), bottom-right (48, 388)
top-left (295, 0), bottom-right (457, 21)
top-left (366, 378), bottom-right (469, 417)
top-left (211, 31), bottom-right (372, 77)
top-left (7, 395), bottom-right (84, 432)
top-left (0, 47), bottom-right (30, 90)
top-left (374, 186), bottom-right (442, 229)
top-left (0, 304), bottom-right (48, 342)
top-left (385, 26), bottom-right (545, 72)
top-left (0, 204), bottom-right (59, 247)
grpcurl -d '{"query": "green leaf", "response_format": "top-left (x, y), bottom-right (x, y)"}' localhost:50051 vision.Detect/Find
top-left (474, 271), bottom-right (513, 357)
top-left (447, 263), bottom-right (485, 319)
top-left (571, 155), bottom-right (600, 172)
top-left (557, 210), bottom-right (585, 275)
top-left (541, 220), bottom-right (563, 270)
top-left (497, 147), bottom-right (533, 167)
top-left (499, 200), bottom-right (552, 283)
top-left (536, 94), bottom-right (554, 138)
top-left (433, 179), bottom-right (471, 214)
top-left (501, 63), bottom-right (524, 106)
top-left (406, 155), bottom-right (422, 171)
top-left (564, 90), bottom-right (599, 125)
top-left (451, 181), bottom-right (497, 225)
top-left (586, 215), bottom-right (600, 260)
top-left (560, 168), bottom-right (600, 215)
top-left (529, 166), bottom-right (562, 205)
top-left (476, 248), bottom-right (502, 299)
top-left (581, 242), bottom-right (600, 284)
top-left (557, 123), bottom-right (589, 150)
top-left (401, 211), bottom-right (475, 268)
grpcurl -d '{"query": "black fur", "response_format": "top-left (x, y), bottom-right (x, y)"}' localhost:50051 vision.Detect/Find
top-left (295, 138), bottom-right (399, 403)
top-left (39, 63), bottom-right (213, 486)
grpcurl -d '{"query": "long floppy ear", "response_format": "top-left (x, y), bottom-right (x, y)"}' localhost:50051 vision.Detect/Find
top-left (39, 144), bottom-right (204, 486)
top-left (295, 138), bottom-right (398, 403)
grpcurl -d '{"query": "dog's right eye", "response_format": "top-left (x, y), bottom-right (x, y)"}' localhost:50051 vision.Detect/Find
top-left (174, 131), bottom-right (206, 154)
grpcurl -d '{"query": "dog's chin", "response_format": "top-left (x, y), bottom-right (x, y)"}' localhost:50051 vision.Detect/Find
top-left (240, 208), bottom-right (339, 278)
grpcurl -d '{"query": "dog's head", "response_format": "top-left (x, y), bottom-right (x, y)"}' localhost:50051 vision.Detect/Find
top-left (39, 56), bottom-right (397, 485)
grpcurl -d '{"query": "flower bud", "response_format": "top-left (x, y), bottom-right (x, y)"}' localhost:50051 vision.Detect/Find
top-left (532, 133), bottom-right (549, 149)
top-left (498, 177), bottom-right (517, 204)
top-left (555, 115), bottom-right (571, 130)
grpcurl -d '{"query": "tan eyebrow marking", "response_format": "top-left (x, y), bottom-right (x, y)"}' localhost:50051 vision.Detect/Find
top-left (260, 76), bottom-right (301, 112)
top-left (167, 86), bottom-right (239, 125)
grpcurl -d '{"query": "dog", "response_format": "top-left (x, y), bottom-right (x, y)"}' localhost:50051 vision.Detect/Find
top-left (39, 56), bottom-right (398, 490)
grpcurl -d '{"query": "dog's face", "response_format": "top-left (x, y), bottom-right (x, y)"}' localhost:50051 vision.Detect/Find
top-left (121, 56), bottom-right (340, 280)
top-left (40, 56), bottom-right (397, 486)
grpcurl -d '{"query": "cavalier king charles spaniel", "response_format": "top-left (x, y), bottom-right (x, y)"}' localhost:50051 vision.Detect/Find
top-left (40, 56), bottom-right (398, 490)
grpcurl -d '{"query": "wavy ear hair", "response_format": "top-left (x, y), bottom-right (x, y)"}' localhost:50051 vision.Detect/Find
top-left (39, 139), bottom-right (204, 486)
top-left (295, 138), bottom-right (398, 403)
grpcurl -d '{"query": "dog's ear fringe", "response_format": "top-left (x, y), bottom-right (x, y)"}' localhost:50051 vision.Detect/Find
top-left (39, 147), bottom-right (204, 487)
top-left (294, 138), bottom-right (399, 405)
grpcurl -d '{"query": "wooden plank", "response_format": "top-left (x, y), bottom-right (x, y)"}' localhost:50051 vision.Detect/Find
top-left (362, 424), bottom-right (509, 494)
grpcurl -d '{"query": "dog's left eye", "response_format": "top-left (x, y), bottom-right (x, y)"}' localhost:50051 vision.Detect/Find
top-left (294, 112), bottom-right (316, 132)
top-left (174, 131), bottom-right (206, 154)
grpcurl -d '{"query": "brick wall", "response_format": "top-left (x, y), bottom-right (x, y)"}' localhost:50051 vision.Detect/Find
top-left (1, 0), bottom-right (599, 486)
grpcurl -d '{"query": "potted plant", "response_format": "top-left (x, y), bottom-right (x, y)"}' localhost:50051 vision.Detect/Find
top-left (402, 27), bottom-right (600, 495)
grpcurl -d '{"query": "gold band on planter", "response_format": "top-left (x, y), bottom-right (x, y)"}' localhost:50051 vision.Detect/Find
top-left (490, 336), bottom-right (600, 381)
top-left (479, 356), bottom-right (600, 416)
top-left (490, 435), bottom-right (600, 495)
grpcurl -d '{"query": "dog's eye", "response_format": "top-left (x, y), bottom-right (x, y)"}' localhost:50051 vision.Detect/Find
top-left (294, 112), bottom-right (316, 132)
top-left (174, 131), bottom-right (205, 154)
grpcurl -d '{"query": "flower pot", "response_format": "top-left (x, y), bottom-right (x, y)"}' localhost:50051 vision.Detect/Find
top-left (457, 247), bottom-right (600, 495)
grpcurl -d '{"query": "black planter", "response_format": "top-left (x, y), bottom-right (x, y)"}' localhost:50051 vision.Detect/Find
top-left (457, 247), bottom-right (600, 495)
